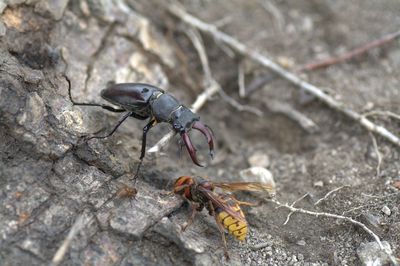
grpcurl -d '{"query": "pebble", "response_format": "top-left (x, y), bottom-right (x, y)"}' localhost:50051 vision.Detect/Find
top-left (34, 0), bottom-right (70, 20)
top-left (357, 241), bottom-right (393, 266)
top-left (239, 167), bottom-right (276, 195)
top-left (0, 21), bottom-right (6, 36)
top-left (313, 181), bottom-right (324, 187)
top-left (296, 240), bottom-right (306, 246)
top-left (0, 2), bottom-right (6, 14)
top-left (248, 152), bottom-right (270, 168)
top-left (381, 206), bottom-right (391, 216)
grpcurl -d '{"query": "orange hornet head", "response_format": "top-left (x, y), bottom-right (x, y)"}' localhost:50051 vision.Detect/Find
top-left (173, 176), bottom-right (195, 199)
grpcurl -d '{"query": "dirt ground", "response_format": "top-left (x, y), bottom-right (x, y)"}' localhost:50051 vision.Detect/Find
top-left (0, 0), bottom-right (399, 265)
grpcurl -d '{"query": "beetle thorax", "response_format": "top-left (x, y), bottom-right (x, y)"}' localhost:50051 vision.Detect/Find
top-left (150, 93), bottom-right (180, 122)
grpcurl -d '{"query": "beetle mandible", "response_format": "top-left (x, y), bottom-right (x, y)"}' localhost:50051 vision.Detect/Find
top-left (66, 77), bottom-right (215, 177)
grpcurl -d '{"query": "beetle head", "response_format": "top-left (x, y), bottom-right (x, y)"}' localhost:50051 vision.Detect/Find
top-left (173, 107), bottom-right (215, 167)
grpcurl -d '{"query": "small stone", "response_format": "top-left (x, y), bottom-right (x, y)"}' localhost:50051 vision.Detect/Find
top-left (313, 181), bottom-right (324, 187)
top-left (357, 241), bottom-right (393, 266)
top-left (381, 206), bottom-right (391, 216)
top-left (19, 238), bottom-right (43, 258)
top-left (0, 21), bottom-right (6, 36)
top-left (392, 180), bottom-right (400, 190)
top-left (0, 2), bottom-right (6, 14)
top-left (296, 240), bottom-right (306, 246)
top-left (248, 152), bottom-right (270, 168)
top-left (34, 0), bottom-right (69, 20)
top-left (17, 92), bottom-right (47, 133)
top-left (276, 56), bottom-right (295, 69)
top-left (239, 167), bottom-right (275, 195)
top-left (363, 102), bottom-right (374, 111)
top-left (361, 213), bottom-right (383, 230)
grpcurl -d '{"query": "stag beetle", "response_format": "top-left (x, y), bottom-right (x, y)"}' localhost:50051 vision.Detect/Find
top-left (66, 77), bottom-right (215, 176)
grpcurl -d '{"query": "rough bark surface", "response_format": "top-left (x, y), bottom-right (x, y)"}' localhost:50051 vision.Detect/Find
top-left (0, 1), bottom-right (399, 265)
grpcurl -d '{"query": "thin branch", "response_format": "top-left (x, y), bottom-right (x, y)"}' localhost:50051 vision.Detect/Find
top-left (342, 204), bottom-right (371, 215)
top-left (297, 30), bottom-right (400, 72)
top-left (342, 192), bottom-right (400, 215)
top-left (257, 0), bottom-right (285, 32)
top-left (166, 4), bottom-right (400, 148)
top-left (184, 27), bottom-right (212, 81)
top-left (148, 24), bottom-right (263, 153)
top-left (369, 132), bottom-right (382, 177)
top-left (50, 212), bottom-right (94, 266)
top-left (244, 73), bottom-right (276, 97)
top-left (268, 199), bottom-right (397, 265)
top-left (238, 61), bottom-right (246, 98)
top-left (266, 100), bottom-right (319, 133)
top-left (212, 16), bottom-right (233, 28)
top-left (361, 192), bottom-right (400, 199)
top-left (184, 26), bottom-right (263, 117)
top-left (282, 193), bottom-right (309, 225)
top-left (314, 186), bottom-right (347, 206)
top-left (363, 110), bottom-right (400, 121)
top-left (217, 86), bottom-right (263, 117)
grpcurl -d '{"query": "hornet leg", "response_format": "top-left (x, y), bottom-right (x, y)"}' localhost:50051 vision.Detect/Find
top-left (208, 202), bottom-right (230, 260)
top-left (181, 203), bottom-right (199, 231)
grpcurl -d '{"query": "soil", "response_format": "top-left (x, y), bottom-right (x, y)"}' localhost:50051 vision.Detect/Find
top-left (0, 0), bottom-right (399, 265)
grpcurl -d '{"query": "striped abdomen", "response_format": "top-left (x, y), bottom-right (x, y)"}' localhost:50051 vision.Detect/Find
top-left (215, 198), bottom-right (248, 241)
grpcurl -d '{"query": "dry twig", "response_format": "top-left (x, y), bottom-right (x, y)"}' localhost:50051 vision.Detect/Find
top-left (238, 61), bottom-right (246, 98)
top-left (50, 212), bottom-right (94, 266)
top-left (266, 100), bottom-right (319, 133)
top-left (148, 24), bottom-right (262, 153)
top-left (184, 26), bottom-right (263, 117)
top-left (297, 30), bottom-right (400, 72)
top-left (341, 204), bottom-right (370, 215)
top-left (369, 132), bottom-right (382, 177)
top-left (244, 73), bottom-right (276, 97)
top-left (165, 3), bottom-right (400, 148)
top-left (363, 110), bottom-right (400, 122)
top-left (314, 186), bottom-right (348, 206)
top-left (257, 0), bottom-right (285, 32)
top-left (269, 198), bottom-right (397, 265)
top-left (281, 193), bottom-right (309, 225)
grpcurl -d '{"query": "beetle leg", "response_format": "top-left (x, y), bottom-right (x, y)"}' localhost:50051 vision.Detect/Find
top-left (192, 121), bottom-right (215, 159)
top-left (133, 118), bottom-right (157, 181)
top-left (208, 202), bottom-right (230, 260)
top-left (181, 132), bottom-right (203, 167)
top-left (65, 75), bottom-right (126, 113)
top-left (84, 111), bottom-right (133, 141)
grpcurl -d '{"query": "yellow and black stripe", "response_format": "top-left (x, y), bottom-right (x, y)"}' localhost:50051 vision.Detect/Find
top-left (216, 201), bottom-right (248, 241)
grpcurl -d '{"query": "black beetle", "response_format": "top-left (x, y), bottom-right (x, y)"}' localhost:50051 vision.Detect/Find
top-left (66, 77), bottom-right (215, 176)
